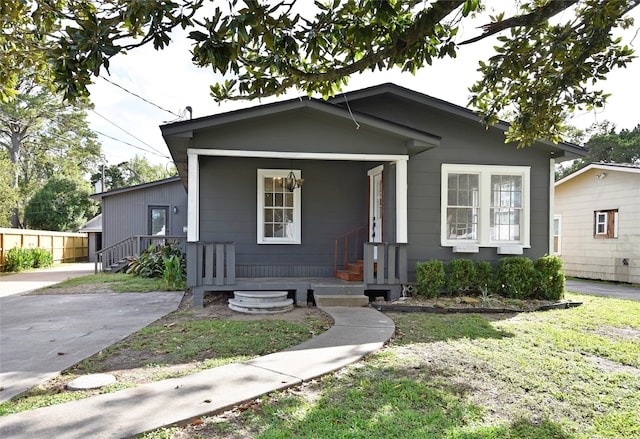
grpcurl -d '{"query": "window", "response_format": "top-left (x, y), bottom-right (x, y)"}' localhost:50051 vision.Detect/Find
top-left (257, 169), bottom-right (301, 244)
top-left (553, 215), bottom-right (561, 254)
top-left (594, 209), bottom-right (618, 239)
top-left (149, 206), bottom-right (168, 236)
top-left (441, 164), bottom-right (530, 249)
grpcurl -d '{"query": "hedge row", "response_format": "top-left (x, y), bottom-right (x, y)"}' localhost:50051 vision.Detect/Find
top-left (415, 256), bottom-right (565, 301)
top-left (3, 247), bottom-right (54, 272)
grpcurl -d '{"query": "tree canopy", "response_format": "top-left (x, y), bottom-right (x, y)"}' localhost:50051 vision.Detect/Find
top-left (91, 155), bottom-right (178, 192)
top-left (1, 0), bottom-right (638, 146)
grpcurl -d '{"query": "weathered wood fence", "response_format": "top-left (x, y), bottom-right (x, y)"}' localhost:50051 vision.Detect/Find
top-left (0, 228), bottom-right (88, 270)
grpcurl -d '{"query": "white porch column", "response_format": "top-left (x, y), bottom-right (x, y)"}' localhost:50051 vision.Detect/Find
top-left (187, 151), bottom-right (199, 242)
top-left (396, 158), bottom-right (408, 243)
top-left (549, 158), bottom-right (556, 255)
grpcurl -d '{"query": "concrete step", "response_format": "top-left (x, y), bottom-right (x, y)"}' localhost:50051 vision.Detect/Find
top-left (312, 284), bottom-right (364, 296)
top-left (314, 294), bottom-right (369, 307)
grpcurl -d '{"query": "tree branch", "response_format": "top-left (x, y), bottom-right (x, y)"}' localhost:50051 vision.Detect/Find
top-left (460, 0), bottom-right (579, 45)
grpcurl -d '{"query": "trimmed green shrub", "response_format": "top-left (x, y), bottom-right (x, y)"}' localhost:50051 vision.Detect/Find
top-left (31, 248), bottom-right (54, 269)
top-left (416, 260), bottom-right (445, 298)
top-left (534, 255), bottom-right (565, 300)
top-left (473, 260), bottom-right (494, 293)
top-left (495, 257), bottom-right (538, 299)
top-left (5, 247), bottom-right (34, 272)
top-left (444, 259), bottom-right (475, 295)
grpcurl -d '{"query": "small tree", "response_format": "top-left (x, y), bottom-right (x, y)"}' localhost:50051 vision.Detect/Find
top-left (25, 176), bottom-right (98, 231)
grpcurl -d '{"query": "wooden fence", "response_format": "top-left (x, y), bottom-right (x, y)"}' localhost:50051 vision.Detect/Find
top-left (0, 228), bottom-right (88, 270)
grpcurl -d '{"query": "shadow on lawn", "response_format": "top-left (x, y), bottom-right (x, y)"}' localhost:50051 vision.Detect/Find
top-left (388, 312), bottom-right (515, 345)
top-left (237, 370), bottom-right (573, 439)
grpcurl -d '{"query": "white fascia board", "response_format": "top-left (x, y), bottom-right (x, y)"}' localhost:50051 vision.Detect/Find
top-left (189, 148), bottom-right (408, 162)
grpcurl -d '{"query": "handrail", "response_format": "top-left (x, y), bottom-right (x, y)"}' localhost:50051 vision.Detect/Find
top-left (334, 224), bottom-right (367, 275)
top-left (95, 235), bottom-right (186, 273)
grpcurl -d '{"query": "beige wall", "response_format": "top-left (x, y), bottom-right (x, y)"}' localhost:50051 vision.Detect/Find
top-left (554, 168), bottom-right (639, 284)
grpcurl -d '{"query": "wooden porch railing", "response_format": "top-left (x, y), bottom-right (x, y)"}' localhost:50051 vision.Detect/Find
top-left (95, 235), bottom-right (186, 273)
top-left (334, 224), bottom-right (367, 275)
top-left (188, 241), bottom-right (236, 287)
top-left (363, 242), bottom-right (408, 286)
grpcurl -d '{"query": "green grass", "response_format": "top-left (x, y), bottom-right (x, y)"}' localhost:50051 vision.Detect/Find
top-left (190, 293), bottom-right (639, 439)
top-left (41, 272), bottom-right (163, 292)
top-left (0, 316), bottom-right (330, 416)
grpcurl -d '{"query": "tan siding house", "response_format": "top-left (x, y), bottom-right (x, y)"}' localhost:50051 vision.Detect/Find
top-left (554, 163), bottom-right (640, 284)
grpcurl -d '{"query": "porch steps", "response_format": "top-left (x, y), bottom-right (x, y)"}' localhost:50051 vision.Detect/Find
top-left (335, 260), bottom-right (364, 282)
top-left (228, 291), bottom-right (294, 314)
top-left (315, 294), bottom-right (369, 307)
top-left (105, 259), bottom-right (129, 273)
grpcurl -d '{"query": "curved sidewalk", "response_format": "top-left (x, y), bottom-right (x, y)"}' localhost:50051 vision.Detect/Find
top-left (0, 306), bottom-right (395, 439)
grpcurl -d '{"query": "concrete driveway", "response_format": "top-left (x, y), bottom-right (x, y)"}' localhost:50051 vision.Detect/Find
top-left (566, 279), bottom-right (639, 301)
top-left (0, 264), bottom-right (184, 403)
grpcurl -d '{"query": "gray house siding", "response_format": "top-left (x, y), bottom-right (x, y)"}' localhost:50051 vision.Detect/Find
top-left (101, 180), bottom-right (187, 249)
top-left (344, 94), bottom-right (554, 275)
top-left (198, 156), bottom-right (371, 277)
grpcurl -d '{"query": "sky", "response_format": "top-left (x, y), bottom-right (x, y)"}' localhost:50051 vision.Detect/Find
top-left (86, 4), bottom-right (640, 167)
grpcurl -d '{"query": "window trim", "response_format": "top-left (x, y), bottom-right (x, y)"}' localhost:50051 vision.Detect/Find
top-left (257, 169), bottom-right (302, 244)
top-left (594, 209), bottom-right (618, 239)
top-left (441, 164), bottom-right (531, 249)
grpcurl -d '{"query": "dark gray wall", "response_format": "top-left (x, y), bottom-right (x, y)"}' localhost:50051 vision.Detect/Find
top-left (103, 180), bottom-right (187, 248)
top-left (199, 157), bottom-right (371, 277)
top-left (347, 94), bottom-right (552, 276)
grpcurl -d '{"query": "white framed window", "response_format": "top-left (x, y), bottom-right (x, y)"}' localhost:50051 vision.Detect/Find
top-left (257, 169), bottom-right (301, 244)
top-left (441, 164), bottom-right (531, 249)
top-left (553, 215), bottom-right (561, 255)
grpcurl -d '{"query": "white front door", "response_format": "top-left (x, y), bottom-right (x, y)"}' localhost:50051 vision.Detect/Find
top-left (368, 165), bottom-right (384, 245)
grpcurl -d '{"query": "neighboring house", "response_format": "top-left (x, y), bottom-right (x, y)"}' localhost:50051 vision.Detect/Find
top-left (554, 163), bottom-right (640, 284)
top-left (91, 177), bottom-right (188, 267)
top-left (161, 83), bottom-right (586, 305)
top-left (78, 214), bottom-right (102, 262)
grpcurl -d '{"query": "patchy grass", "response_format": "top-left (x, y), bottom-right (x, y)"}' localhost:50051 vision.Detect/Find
top-left (160, 293), bottom-right (640, 439)
top-left (0, 311), bottom-right (331, 416)
top-left (36, 272), bottom-right (163, 293)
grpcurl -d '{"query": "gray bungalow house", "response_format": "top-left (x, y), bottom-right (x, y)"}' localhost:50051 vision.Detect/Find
top-left (161, 83), bottom-right (586, 306)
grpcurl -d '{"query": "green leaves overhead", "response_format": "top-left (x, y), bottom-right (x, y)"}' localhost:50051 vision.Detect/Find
top-left (2, 0), bottom-right (639, 146)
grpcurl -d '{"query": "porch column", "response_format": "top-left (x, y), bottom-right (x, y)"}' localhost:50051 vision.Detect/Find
top-left (395, 158), bottom-right (408, 243)
top-left (187, 150), bottom-right (199, 242)
top-left (548, 158), bottom-right (556, 255)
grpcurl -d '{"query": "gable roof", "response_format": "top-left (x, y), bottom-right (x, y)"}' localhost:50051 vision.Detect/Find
top-left (78, 214), bottom-right (102, 232)
top-left (330, 83), bottom-right (587, 160)
top-left (91, 176), bottom-right (182, 201)
top-left (555, 162), bottom-right (640, 186)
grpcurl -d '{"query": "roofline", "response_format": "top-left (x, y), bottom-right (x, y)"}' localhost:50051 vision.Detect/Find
top-left (332, 83), bottom-right (587, 158)
top-left (555, 162), bottom-right (640, 186)
top-left (91, 176), bottom-right (181, 201)
top-left (161, 97), bottom-right (441, 146)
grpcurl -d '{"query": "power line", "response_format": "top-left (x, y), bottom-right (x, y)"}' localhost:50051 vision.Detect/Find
top-left (91, 110), bottom-right (169, 158)
top-left (100, 76), bottom-right (182, 117)
top-left (93, 129), bottom-right (170, 159)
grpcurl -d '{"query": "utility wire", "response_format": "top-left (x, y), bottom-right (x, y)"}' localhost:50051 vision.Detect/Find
top-left (93, 129), bottom-right (170, 159)
top-left (100, 76), bottom-right (182, 117)
top-left (91, 110), bottom-right (169, 157)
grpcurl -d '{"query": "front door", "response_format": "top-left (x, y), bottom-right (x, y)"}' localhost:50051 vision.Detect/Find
top-left (149, 206), bottom-right (169, 236)
top-left (368, 165), bottom-right (383, 246)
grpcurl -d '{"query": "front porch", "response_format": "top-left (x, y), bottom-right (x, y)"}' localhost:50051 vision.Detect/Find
top-left (188, 241), bottom-right (407, 307)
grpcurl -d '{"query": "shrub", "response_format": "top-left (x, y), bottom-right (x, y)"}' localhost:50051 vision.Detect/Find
top-left (128, 241), bottom-right (186, 283)
top-left (534, 255), bottom-right (565, 300)
top-left (31, 248), bottom-right (54, 269)
top-left (473, 260), bottom-right (494, 293)
top-left (5, 247), bottom-right (34, 272)
top-left (495, 257), bottom-right (538, 299)
top-left (415, 260), bottom-right (445, 298)
top-left (444, 259), bottom-right (475, 295)
top-left (162, 254), bottom-right (186, 290)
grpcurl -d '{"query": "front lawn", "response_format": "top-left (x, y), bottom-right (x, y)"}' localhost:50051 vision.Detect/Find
top-left (149, 292), bottom-right (640, 439)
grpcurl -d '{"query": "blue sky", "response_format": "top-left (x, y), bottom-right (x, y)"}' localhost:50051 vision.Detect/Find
top-left (86, 5), bottom-right (640, 167)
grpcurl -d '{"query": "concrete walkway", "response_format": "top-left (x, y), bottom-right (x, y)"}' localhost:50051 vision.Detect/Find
top-left (0, 306), bottom-right (395, 438)
top-left (0, 263), bottom-right (95, 297)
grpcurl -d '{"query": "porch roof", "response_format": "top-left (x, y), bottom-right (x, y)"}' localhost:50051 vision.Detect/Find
top-left (161, 97), bottom-right (441, 188)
